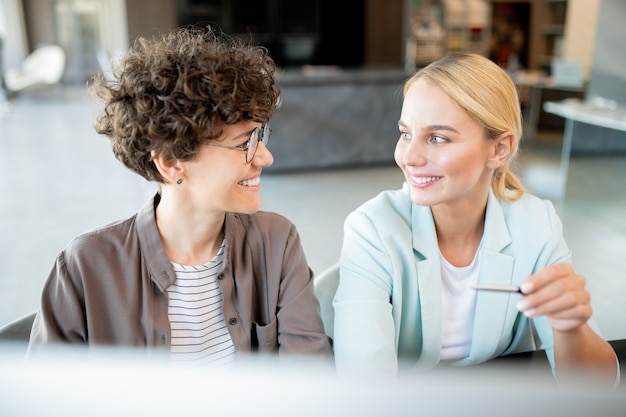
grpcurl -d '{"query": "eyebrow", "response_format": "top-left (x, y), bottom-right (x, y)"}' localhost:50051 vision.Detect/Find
top-left (398, 120), bottom-right (460, 134)
top-left (225, 127), bottom-right (254, 143)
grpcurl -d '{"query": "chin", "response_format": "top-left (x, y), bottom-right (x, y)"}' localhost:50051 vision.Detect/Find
top-left (409, 192), bottom-right (437, 208)
top-left (240, 202), bottom-right (262, 214)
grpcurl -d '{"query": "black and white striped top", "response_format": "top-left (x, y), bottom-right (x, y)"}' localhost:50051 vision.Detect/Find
top-left (167, 240), bottom-right (236, 367)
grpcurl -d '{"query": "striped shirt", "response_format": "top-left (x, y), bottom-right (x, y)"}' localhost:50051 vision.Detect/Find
top-left (167, 239), bottom-right (236, 368)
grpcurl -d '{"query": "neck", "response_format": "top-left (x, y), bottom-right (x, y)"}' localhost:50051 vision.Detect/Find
top-left (432, 196), bottom-right (487, 267)
top-left (155, 193), bottom-right (226, 266)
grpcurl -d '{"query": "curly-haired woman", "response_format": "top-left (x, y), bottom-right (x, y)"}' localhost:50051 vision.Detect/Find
top-left (28, 27), bottom-right (333, 367)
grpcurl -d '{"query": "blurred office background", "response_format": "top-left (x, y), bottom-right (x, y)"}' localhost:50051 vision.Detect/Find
top-left (1, 0), bottom-right (625, 342)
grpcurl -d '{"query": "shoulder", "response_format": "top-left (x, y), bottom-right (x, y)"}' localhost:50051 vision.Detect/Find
top-left (63, 214), bottom-right (139, 260)
top-left (500, 192), bottom-right (560, 226)
top-left (348, 183), bottom-right (413, 226)
top-left (344, 186), bottom-right (416, 234)
top-left (226, 211), bottom-right (298, 243)
top-left (224, 211), bottom-right (304, 268)
top-left (229, 210), bottom-right (295, 230)
top-left (493, 192), bottom-right (564, 249)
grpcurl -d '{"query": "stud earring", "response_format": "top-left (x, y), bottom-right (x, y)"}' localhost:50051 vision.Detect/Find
top-left (176, 178), bottom-right (183, 185)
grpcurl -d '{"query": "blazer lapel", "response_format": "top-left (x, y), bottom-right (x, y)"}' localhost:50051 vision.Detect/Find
top-left (411, 204), bottom-right (443, 368)
top-left (467, 191), bottom-right (516, 364)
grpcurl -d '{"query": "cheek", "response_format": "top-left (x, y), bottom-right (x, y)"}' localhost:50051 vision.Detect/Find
top-left (435, 153), bottom-right (456, 170)
top-left (393, 140), bottom-right (405, 168)
top-left (442, 149), bottom-right (486, 177)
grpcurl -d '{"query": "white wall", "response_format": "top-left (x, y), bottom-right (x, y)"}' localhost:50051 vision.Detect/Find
top-left (563, 0), bottom-right (601, 80)
top-left (0, 0), bottom-right (28, 72)
top-left (588, 0), bottom-right (626, 97)
top-left (99, 0), bottom-right (129, 58)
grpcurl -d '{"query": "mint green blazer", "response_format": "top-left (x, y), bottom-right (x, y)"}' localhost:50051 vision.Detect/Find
top-left (333, 183), bottom-right (601, 376)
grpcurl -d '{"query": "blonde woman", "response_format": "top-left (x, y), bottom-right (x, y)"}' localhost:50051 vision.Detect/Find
top-left (334, 53), bottom-right (617, 384)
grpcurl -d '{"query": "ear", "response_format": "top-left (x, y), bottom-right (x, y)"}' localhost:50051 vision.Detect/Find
top-left (151, 150), bottom-right (184, 184)
top-left (486, 132), bottom-right (513, 170)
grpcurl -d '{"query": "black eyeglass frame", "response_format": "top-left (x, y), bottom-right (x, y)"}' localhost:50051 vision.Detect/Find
top-left (205, 123), bottom-right (271, 163)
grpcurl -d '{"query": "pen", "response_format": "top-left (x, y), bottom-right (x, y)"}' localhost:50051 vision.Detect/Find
top-left (472, 284), bottom-right (523, 294)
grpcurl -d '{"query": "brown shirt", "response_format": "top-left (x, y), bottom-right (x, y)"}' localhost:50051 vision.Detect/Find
top-left (28, 194), bottom-right (333, 362)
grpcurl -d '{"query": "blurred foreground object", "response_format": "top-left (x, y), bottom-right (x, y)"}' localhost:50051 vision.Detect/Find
top-left (0, 345), bottom-right (624, 417)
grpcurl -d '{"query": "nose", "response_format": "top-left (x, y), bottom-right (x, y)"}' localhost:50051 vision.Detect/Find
top-left (252, 141), bottom-right (274, 167)
top-left (396, 139), bottom-right (427, 167)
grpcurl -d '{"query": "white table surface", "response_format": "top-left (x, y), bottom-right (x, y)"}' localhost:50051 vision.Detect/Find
top-left (542, 98), bottom-right (626, 199)
top-left (543, 98), bottom-right (626, 132)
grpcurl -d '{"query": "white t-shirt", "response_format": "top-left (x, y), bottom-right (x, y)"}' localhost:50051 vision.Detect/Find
top-left (439, 242), bottom-right (482, 361)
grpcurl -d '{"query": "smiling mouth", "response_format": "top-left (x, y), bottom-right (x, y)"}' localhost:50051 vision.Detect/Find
top-left (414, 176), bottom-right (442, 184)
top-left (239, 177), bottom-right (260, 187)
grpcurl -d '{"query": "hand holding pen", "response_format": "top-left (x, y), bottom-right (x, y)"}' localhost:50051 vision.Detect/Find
top-left (472, 284), bottom-right (523, 294)
top-left (474, 263), bottom-right (592, 332)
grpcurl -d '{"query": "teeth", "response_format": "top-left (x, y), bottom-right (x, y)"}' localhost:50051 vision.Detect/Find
top-left (239, 177), bottom-right (260, 187)
top-left (415, 176), bottom-right (441, 184)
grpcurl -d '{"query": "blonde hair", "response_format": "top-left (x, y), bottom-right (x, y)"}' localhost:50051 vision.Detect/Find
top-left (405, 53), bottom-right (525, 202)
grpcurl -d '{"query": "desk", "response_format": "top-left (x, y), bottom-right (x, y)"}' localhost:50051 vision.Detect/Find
top-left (543, 98), bottom-right (626, 198)
top-left (513, 72), bottom-right (584, 142)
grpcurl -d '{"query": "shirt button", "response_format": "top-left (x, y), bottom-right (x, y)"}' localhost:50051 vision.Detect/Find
top-left (160, 335), bottom-right (166, 344)
top-left (218, 273), bottom-right (225, 280)
top-left (228, 317), bottom-right (237, 325)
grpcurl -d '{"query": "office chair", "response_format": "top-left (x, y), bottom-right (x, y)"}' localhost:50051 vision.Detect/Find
top-left (4, 45), bottom-right (65, 93)
top-left (313, 263), bottom-right (339, 340)
top-left (0, 311), bottom-right (36, 342)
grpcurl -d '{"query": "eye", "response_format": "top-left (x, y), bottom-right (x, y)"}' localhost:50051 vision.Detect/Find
top-left (429, 135), bottom-right (446, 144)
top-left (236, 138), bottom-right (250, 151)
top-left (399, 131), bottom-right (411, 141)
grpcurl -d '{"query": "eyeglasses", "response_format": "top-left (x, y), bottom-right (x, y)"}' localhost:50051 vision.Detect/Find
top-left (206, 123), bottom-right (271, 163)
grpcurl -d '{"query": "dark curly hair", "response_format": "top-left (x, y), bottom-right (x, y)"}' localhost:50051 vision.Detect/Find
top-left (89, 26), bottom-right (281, 183)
